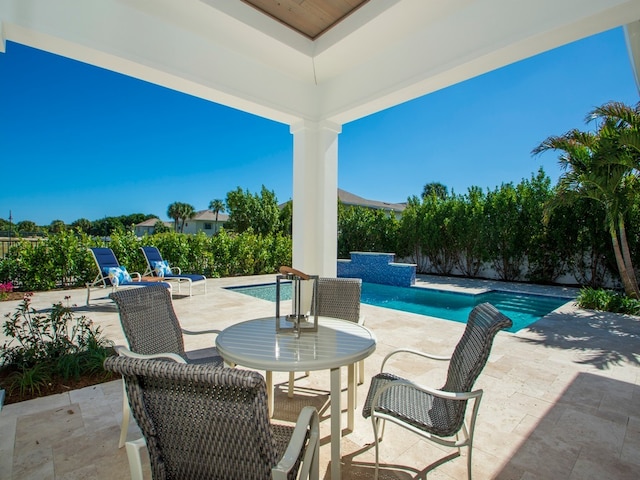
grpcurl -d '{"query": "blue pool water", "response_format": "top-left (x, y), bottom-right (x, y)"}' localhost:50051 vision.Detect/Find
top-left (226, 282), bottom-right (573, 332)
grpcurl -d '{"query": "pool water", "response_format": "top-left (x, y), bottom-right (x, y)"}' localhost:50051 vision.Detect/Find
top-left (226, 282), bottom-right (573, 332)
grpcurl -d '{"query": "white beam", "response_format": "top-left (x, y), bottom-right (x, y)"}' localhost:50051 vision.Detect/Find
top-left (624, 21), bottom-right (640, 94)
top-left (0, 0), bottom-right (313, 125)
top-left (319, 0), bottom-right (640, 124)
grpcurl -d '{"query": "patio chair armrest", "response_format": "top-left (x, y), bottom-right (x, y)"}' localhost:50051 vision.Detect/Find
top-left (171, 266), bottom-right (181, 274)
top-left (380, 348), bottom-right (451, 371)
top-left (372, 378), bottom-right (483, 408)
top-left (114, 345), bottom-right (187, 363)
top-left (272, 406), bottom-right (320, 480)
top-left (181, 328), bottom-right (222, 336)
top-left (130, 272), bottom-right (142, 281)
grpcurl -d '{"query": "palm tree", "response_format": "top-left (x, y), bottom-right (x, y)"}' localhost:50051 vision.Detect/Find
top-left (589, 101), bottom-right (640, 157)
top-left (421, 182), bottom-right (449, 200)
top-left (167, 202), bottom-right (181, 232)
top-left (533, 117), bottom-right (640, 299)
top-left (177, 203), bottom-right (196, 233)
top-left (209, 199), bottom-right (225, 233)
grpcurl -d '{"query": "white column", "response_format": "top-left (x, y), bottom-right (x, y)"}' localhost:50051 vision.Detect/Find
top-left (290, 119), bottom-right (341, 277)
top-left (624, 21), bottom-right (640, 94)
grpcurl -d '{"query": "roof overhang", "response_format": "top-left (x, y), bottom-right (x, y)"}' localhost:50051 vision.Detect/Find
top-left (1, 0), bottom-right (639, 126)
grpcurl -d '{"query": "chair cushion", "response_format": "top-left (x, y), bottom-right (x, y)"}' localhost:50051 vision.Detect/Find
top-left (151, 260), bottom-right (172, 277)
top-left (103, 266), bottom-right (132, 286)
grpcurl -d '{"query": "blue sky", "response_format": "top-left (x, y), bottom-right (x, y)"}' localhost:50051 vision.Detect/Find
top-left (0, 27), bottom-right (638, 226)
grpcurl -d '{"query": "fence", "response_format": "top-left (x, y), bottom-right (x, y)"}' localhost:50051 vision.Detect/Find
top-left (0, 237), bottom-right (43, 259)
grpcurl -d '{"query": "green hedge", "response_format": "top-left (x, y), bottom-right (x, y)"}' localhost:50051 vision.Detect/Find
top-left (0, 229), bottom-right (292, 291)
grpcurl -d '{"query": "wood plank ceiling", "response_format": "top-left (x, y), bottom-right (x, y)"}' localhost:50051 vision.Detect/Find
top-left (241, 0), bottom-right (370, 39)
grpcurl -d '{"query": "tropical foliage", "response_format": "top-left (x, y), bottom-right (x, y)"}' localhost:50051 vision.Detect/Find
top-left (225, 185), bottom-right (282, 235)
top-left (0, 229), bottom-right (292, 290)
top-left (0, 294), bottom-right (115, 397)
top-left (167, 202), bottom-right (196, 233)
top-left (534, 101), bottom-right (640, 298)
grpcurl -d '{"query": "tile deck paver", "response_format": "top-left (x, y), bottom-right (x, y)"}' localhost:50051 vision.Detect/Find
top-left (1, 274), bottom-right (639, 479)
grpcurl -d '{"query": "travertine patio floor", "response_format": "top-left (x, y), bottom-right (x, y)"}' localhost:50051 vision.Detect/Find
top-left (1, 274), bottom-right (639, 479)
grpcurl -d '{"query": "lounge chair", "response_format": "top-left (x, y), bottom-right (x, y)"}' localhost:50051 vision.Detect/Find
top-left (362, 302), bottom-right (512, 479)
top-left (86, 247), bottom-right (170, 305)
top-left (103, 356), bottom-right (320, 480)
top-left (140, 246), bottom-right (207, 296)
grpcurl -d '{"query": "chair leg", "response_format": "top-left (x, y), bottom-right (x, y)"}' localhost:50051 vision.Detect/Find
top-left (288, 371), bottom-right (295, 398)
top-left (467, 443), bottom-right (473, 480)
top-left (125, 437), bottom-right (146, 480)
top-left (372, 416), bottom-right (382, 480)
top-left (119, 380), bottom-right (130, 448)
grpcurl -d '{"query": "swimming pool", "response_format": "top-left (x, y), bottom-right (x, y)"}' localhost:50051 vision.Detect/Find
top-left (226, 282), bottom-right (574, 332)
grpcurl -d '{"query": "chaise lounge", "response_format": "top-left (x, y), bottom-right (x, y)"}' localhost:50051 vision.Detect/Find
top-left (140, 246), bottom-right (207, 296)
top-left (86, 247), bottom-right (170, 305)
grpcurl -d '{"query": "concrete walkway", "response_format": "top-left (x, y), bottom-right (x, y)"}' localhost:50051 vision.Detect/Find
top-left (1, 275), bottom-right (639, 479)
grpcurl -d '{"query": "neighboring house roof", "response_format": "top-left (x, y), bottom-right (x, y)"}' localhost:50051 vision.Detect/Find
top-left (135, 218), bottom-right (172, 228)
top-left (338, 189), bottom-right (406, 212)
top-left (279, 189), bottom-right (406, 212)
top-left (189, 210), bottom-right (229, 222)
top-left (135, 211), bottom-right (229, 228)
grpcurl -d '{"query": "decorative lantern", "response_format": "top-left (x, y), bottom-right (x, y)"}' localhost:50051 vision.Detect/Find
top-left (276, 266), bottom-right (319, 337)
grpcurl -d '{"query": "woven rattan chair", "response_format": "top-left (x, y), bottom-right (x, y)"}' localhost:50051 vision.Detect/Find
top-left (110, 284), bottom-right (224, 448)
top-left (104, 356), bottom-right (320, 480)
top-left (362, 302), bottom-right (512, 480)
top-left (286, 277), bottom-right (364, 397)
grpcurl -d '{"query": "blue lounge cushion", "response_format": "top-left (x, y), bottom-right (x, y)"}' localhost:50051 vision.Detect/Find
top-left (151, 260), bottom-right (172, 277)
top-left (102, 266), bottom-right (132, 286)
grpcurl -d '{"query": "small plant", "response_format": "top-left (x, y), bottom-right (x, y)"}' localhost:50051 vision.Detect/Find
top-left (1, 293), bottom-right (115, 398)
top-left (577, 287), bottom-right (640, 316)
top-left (0, 281), bottom-right (13, 301)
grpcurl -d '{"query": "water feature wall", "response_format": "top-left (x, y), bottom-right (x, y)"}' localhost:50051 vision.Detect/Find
top-left (337, 252), bottom-right (416, 287)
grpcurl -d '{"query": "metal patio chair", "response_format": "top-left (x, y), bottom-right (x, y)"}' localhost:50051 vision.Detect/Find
top-left (109, 284), bottom-right (224, 448)
top-left (104, 356), bottom-right (320, 480)
top-left (362, 302), bottom-right (512, 480)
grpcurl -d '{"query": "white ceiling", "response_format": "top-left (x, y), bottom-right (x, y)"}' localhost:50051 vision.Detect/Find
top-left (1, 0), bottom-right (639, 126)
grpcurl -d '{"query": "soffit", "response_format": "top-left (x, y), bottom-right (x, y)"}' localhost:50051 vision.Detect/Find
top-left (241, 0), bottom-right (370, 40)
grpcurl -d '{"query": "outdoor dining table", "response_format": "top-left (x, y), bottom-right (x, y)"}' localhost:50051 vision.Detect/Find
top-left (215, 316), bottom-right (377, 479)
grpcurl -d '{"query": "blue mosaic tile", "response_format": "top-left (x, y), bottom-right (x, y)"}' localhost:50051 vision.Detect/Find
top-left (337, 252), bottom-right (416, 287)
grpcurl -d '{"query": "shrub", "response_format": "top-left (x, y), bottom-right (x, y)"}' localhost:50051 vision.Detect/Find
top-left (0, 281), bottom-right (13, 300)
top-left (577, 287), bottom-right (640, 315)
top-left (1, 293), bottom-right (115, 396)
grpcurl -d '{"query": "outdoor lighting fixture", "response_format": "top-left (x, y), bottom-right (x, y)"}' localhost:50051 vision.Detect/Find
top-left (275, 266), bottom-right (318, 337)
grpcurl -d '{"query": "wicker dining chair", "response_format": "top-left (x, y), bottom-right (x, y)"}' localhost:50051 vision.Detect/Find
top-left (286, 277), bottom-right (365, 397)
top-left (362, 302), bottom-right (512, 480)
top-left (104, 356), bottom-right (320, 480)
top-left (109, 285), bottom-right (224, 448)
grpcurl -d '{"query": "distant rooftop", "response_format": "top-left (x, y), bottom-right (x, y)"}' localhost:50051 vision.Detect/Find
top-left (338, 189), bottom-right (406, 212)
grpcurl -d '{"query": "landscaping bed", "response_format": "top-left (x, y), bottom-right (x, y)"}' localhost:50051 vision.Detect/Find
top-left (0, 368), bottom-right (117, 405)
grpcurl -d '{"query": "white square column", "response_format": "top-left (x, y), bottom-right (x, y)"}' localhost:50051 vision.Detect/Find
top-left (290, 120), bottom-right (342, 277)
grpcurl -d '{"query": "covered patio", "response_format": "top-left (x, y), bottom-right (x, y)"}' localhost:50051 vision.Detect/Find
top-left (1, 275), bottom-right (639, 479)
top-left (1, 0), bottom-right (640, 277)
